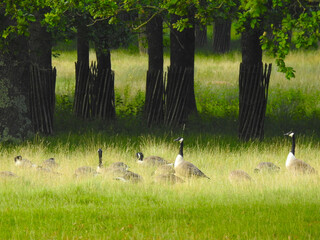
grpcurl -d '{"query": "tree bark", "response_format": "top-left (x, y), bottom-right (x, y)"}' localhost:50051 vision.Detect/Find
top-left (167, 13), bottom-right (197, 125)
top-left (28, 11), bottom-right (52, 70)
top-left (239, 28), bottom-right (271, 141)
top-left (213, 18), bottom-right (231, 54)
top-left (195, 24), bottom-right (207, 47)
top-left (77, 21), bottom-right (89, 70)
top-left (74, 21), bottom-right (90, 117)
top-left (28, 10), bottom-right (56, 135)
top-left (241, 29), bottom-right (262, 65)
top-left (0, 12), bottom-right (33, 142)
top-left (93, 23), bottom-right (115, 120)
top-left (145, 14), bottom-right (164, 125)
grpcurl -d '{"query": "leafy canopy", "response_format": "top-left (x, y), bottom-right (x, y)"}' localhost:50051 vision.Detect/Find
top-left (1, 0), bottom-right (320, 79)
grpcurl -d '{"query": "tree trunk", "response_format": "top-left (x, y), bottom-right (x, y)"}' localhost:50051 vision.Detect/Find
top-left (74, 21), bottom-right (90, 117)
top-left (0, 13), bottom-right (33, 142)
top-left (77, 22), bottom-right (89, 70)
top-left (195, 24), bottom-right (207, 47)
top-left (239, 28), bottom-right (271, 141)
top-left (95, 46), bottom-right (111, 71)
top-left (166, 14), bottom-right (197, 126)
top-left (28, 11), bottom-right (52, 70)
top-left (145, 14), bottom-right (164, 126)
top-left (28, 10), bottom-right (56, 135)
top-left (93, 29), bottom-right (115, 120)
top-left (213, 18), bottom-right (231, 54)
top-left (241, 29), bottom-right (262, 66)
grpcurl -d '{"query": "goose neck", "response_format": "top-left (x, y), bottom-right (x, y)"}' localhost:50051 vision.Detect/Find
top-left (99, 157), bottom-right (103, 168)
top-left (179, 141), bottom-right (184, 157)
top-left (291, 135), bottom-right (295, 155)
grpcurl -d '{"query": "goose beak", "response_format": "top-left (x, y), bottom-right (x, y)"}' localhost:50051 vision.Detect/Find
top-left (284, 131), bottom-right (294, 136)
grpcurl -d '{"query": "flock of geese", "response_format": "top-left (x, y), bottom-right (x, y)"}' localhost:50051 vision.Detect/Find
top-left (0, 131), bottom-right (318, 183)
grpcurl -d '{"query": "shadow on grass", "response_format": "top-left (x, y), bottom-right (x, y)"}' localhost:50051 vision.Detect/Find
top-left (3, 86), bottom-right (318, 151)
top-left (49, 97), bottom-right (320, 151)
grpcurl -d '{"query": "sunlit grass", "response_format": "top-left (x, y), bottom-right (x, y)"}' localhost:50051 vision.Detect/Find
top-left (2, 44), bottom-right (320, 239)
top-left (1, 134), bottom-right (320, 239)
top-left (52, 47), bottom-right (320, 114)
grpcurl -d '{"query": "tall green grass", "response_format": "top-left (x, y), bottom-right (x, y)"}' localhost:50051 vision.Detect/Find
top-left (1, 134), bottom-right (320, 239)
top-left (1, 46), bottom-right (320, 239)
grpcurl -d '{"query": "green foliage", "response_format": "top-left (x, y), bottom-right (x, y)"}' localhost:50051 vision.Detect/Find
top-left (196, 86), bottom-right (238, 119)
top-left (237, 0), bottom-right (320, 79)
top-left (115, 86), bottom-right (145, 117)
top-left (2, 0), bottom-right (319, 81)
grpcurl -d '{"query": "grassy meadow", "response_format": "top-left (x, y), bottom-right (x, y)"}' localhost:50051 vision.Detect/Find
top-left (1, 41), bottom-right (320, 239)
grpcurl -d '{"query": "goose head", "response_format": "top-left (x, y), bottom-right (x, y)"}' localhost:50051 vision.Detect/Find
top-left (136, 152), bottom-right (144, 162)
top-left (284, 131), bottom-right (294, 138)
top-left (174, 137), bottom-right (184, 167)
top-left (98, 148), bottom-right (102, 158)
top-left (284, 131), bottom-right (297, 166)
top-left (14, 156), bottom-right (22, 162)
top-left (174, 137), bottom-right (184, 143)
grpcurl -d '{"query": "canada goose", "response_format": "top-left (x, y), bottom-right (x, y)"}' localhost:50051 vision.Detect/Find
top-left (14, 156), bottom-right (37, 168)
top-left (115, 170), bottom-right (143, 183)
top-left (96, 148), bottom-right (103, 173)
top-left (229, 170), bottom-right (252, 183)
top-left (136, 152), bottom-right (169, 166)
top-left (284, 131), bottom-right (317, 174)
top-left (74, 166), bottom-right (98, 177)
top-left (153, 164), bottom-right (176, 176)
top-left (254, 162), bottom-right (280, 173)
top-left (173, 137), bottom-right (210, 179)
top-left (109, 162), bottom-right (129, 169)
top-left (33, 165), bottom-right (62, 175)
top-left (99, 163), bottom-right (128, 178)
top-left (74, 149), bottom-right (101, 177)
top-left (0, 171), bottom-right (17, 178)
top-left (152, 164), bottom-right (184, 184)
top-left (154, 173), bottom-right (185, 184)
top-left (42, 158), bottom-right (59, 168)
top-left (95, 149), bottom-right (129, 176)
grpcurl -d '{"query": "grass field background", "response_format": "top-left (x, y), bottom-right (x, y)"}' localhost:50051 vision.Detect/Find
top-left (1, 41), bottom-right (320, 239)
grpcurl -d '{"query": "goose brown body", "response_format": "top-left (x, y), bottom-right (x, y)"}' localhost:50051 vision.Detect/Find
top-left (286, 156), bottom-right (317, 174)
top-left (153, 164), bottom-right (175, 176)
top-left (175, 160), bottom-right (210, 179)
top-left (154, 173), bottom-right (184, 184)
top-left (229, 170), bottom-right (252, 182)
top-left (153, 164), bottom-right (184, 184)
top-left (74, 166), bottom-right (98, 177)
top-left (254, 162), bottom-right (280, 173)
top-left (136, 152), bottom-right (169, 166)
top-left (0, 171), bottom-right (17, 178)
top-left (115, 170), bottom-right (143, 183)
top-left (42, 158), bottom-right (59, 168)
